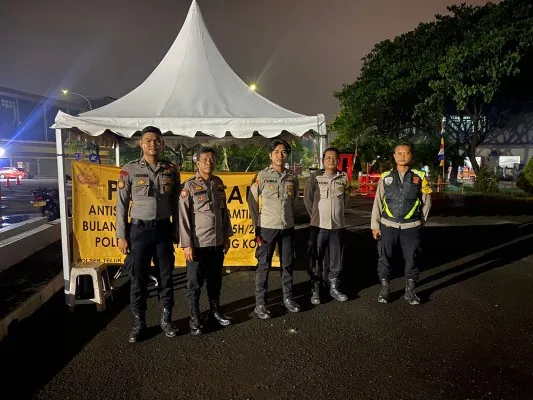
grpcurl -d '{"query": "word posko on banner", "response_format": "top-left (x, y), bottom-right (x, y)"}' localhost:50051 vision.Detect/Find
top-left (72, 161), bottom-right (279, 267)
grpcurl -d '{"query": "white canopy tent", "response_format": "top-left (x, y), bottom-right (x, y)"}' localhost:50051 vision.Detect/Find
top-left (52, 0), bottom-right (327, 296)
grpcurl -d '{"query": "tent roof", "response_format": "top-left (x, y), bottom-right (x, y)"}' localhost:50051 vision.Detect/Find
top-left (53, 0), bottom-right (325, 139)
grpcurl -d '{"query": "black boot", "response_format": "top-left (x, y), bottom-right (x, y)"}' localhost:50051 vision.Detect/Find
top-left (189, 303), bottom-right (203, 335)
top-left (160, 308), bottom-right (178, 338)
top-left (209, 301), bottom-right (231, 326)
top-left (283, 296), bottom-right (300, 313)
top-left (404, 279), bottom-right (420, 305)
top-left (129, 313), bottom-right (146, 343)
top-left (254, 304), bottom-right (272, 319)
top-left (311, 281), bottom-right (321, 305)
top-left (329, 278), bottom-right (348, 302)
top-left (377, 279), bottom-right (390, 304)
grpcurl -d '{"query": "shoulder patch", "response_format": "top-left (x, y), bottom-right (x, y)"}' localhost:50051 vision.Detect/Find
top-left (180, 189), bottom-right (189, 198)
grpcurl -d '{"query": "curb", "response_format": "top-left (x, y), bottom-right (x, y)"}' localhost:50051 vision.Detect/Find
top-left (0, 273), bottom-right (64, 343)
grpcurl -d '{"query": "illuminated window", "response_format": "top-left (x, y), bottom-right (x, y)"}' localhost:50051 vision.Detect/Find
top-left (499, 156), bottom-right (520, 168)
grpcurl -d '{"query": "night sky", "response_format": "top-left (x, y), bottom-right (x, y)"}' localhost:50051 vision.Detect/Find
top-left (0, 0), bottom-right (489, 121)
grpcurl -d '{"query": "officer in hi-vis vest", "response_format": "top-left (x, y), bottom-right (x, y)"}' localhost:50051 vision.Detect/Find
top-left (371, 143), bottom-right (432, 305)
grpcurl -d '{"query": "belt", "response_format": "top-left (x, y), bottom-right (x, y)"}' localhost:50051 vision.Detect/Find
top-left (131, 218), bottom-right (170, 227)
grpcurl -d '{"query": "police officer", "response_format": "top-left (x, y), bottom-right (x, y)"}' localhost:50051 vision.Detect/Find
top-left (116, 126), bottom-right (180, 343)
top-left (248, 138), bottom-right (300, 319)
top-left (371, 143), bottom-right (432, 305)
top-left (304, 147), bottom-right (349, 305)
top-left (179, 147), bottom-right (233, 335)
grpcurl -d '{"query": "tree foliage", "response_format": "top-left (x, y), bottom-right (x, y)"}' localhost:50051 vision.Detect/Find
top-left (516, 156), bottom-right (533, 194)
top-left (332, 0), bottom-right (533, 174)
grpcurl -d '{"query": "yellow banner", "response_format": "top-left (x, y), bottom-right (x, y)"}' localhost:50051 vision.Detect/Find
top-left (72, 161), bottom-right (274, 266)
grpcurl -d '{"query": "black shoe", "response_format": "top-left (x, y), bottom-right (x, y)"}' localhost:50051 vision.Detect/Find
top-left (329, 278), bottom-right (348, 302)
top-left (283, 297), bottom-right (300, 313)
top-left (160, 308), bottom-right (178, 338)
top-left (129, 314), bottom-right (146, 343)
top-left (311, 281), bottom-right (321, 305)
top-left (378, 279), bottom-right (390, 304)
top-left (404, 279), bottom-right (420, 305)
top-left (254, 304), bottom-right (272, 319)
top-left (209, 310), bottom-right (232, 326)
top-left (189, 315), bottom-right (203, 335)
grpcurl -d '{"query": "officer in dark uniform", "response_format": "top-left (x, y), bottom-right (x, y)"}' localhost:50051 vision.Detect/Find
top-left (247, 139), bottom-right (300, 319)
top-left (304, 147), bottom-right (349, 305)
top-left (179, 147), bottom-right (233, 335)
top-left (371, 143), bottom-right (432, 305)
top-left (116, 126), bottom-right (180, 343)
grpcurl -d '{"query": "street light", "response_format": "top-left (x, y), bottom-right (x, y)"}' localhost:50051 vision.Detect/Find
top-left (61, 89), bottom-right (93, 110)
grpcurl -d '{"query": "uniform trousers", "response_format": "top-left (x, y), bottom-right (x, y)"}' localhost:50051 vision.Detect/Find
top-left (377, 224), bottom-right (421, 281)
top-left (128, 219), bottom-right (175, 315)
top-left (255, 227), bottom-right (294, 304)
top-left (308, 227), bottom-right (344, 282)
top-left (185, 245), bottom-right (225, 310)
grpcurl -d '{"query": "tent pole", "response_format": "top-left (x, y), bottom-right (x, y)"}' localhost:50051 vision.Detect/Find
top-left (317, 115), bottom-right (328, 169)
top-left (55, 129), bottom-right (72, 304)
top-left (115, 139), bottom-right (120, 167)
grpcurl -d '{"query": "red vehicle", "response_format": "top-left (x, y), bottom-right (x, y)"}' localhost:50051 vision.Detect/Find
top-left (0, 167), bottom-right (30, 179)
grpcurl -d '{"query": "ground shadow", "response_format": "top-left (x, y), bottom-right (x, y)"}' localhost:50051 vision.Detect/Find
top-left (293, 220), bottom-right (533, 301)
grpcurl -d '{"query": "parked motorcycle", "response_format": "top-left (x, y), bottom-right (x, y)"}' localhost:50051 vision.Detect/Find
top-left (31, 187), bottom-right (60, 221)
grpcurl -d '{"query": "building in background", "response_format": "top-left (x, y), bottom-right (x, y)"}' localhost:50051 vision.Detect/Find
top-left (0, 86), bottom-right (115, 177)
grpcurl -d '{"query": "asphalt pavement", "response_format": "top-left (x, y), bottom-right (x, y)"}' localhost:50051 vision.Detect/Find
top-left (2, 197), bottom-right (533, 399)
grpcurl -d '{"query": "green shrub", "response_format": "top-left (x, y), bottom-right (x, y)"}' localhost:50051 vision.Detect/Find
top-left (473, 167), bottom-right (500, 194)
top-left (516, 157), bottom-right (533, 194)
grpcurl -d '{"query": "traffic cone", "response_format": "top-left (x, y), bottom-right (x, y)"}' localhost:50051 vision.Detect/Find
top-left (16, 175), bottom-right (21, 185)
top-left (5, 178), bottom-right (10, 188)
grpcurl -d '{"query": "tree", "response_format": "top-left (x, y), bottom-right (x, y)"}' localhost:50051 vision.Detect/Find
top-left (332, 0), bottom-right (533, 174)
top-left (423, 0), bottom-right (533, 172)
